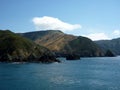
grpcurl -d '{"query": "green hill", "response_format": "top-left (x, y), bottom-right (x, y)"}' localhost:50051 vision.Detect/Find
top-left (0, 30), bottom-right (59, 63)
top-left (65, 36), bottom-right (104, 57)
top-left (20, 30), bottom-right (105, 57)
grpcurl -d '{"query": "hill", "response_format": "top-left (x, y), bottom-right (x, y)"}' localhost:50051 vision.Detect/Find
top-left (65, 36), bottom-right (104, 57)
top-left (0, 30), bottom-right (59, 63)
top-left (20, 30), bottom-right (105, 57)
top-left (95, 38), bottom-right (120, 55)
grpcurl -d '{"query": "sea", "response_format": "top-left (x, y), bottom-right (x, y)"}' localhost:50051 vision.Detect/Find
top-left (0, 56), bottom-right (120, 90)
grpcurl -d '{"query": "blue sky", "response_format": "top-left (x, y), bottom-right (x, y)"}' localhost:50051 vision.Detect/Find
top-left (0, 0), bottom-right (120, 40)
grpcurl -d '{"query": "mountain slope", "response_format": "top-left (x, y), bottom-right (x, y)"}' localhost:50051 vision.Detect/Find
top-left (95, 38), bottom-right (120, 55)
top-left (19, 30), bottom-right (64, 41)
top-left (20, 30), bottom-right (77, 52)
top-left (65, 36), bottom-right (104, 57)
top-left (0, 30), bottom-right (59, 62)
top-left (20, 30), bottom-right (105, 57)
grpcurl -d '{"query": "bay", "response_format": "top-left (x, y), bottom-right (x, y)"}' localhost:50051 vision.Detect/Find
top-left (0, 56), bottom-right (120, 90)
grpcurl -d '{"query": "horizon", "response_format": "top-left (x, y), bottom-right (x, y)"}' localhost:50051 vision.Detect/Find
top-left (0, 0), bottom-right (120, 40)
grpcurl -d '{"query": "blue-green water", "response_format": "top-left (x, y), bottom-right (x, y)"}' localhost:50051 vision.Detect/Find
top-left (0, 57), bottom-right (120, 90)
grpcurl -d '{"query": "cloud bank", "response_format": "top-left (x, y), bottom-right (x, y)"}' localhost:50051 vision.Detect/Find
top-left (83, 33), bottom-right (110, 41)
top-left (32, 16), bottom-right (81, 31)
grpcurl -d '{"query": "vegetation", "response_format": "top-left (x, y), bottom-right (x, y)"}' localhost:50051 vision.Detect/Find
top-left (95, 38), bottom-right (120, 55)
top-left (65, 36), bottom-right (104, 57)
top-left (20, 30), bottom-right (105, 57)
top-left (0, 30), bottom-right (59, 63)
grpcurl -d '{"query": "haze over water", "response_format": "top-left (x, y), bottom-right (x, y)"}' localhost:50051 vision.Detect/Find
top-left (0, 57), bottom-right (120, 90)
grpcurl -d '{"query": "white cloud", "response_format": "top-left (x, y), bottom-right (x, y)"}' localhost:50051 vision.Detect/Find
top-left (83, 33), bottom-right (110, 41)
top-left (32, 16), bottom-right (81, 31)
top-left (113, 30), bottom-right (120, 35)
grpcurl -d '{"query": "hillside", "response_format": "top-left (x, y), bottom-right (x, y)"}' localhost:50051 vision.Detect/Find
top-left (0, 30), bottom-right (59, 63)
top-left (65, 36), bottom-right (104, 57)
top-left (19, 30), bottom-right (64, 41)
top-left (20, 30), bottom-right (105, 57)
top-left (95, 38), bottom-right (120, 55)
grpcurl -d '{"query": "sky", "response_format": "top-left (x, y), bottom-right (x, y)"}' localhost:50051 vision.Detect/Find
top-left (0, 0), bottom-right (120, 40)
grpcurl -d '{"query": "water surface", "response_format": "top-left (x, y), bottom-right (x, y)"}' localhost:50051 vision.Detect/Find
top-left (0, 56), bottom-right (120, 90)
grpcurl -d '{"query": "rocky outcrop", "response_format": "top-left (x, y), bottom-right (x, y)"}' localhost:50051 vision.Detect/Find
top-left (105, 50), bottom-right (115, 57)
top-left (66, 54), bottom-right (80, 60)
